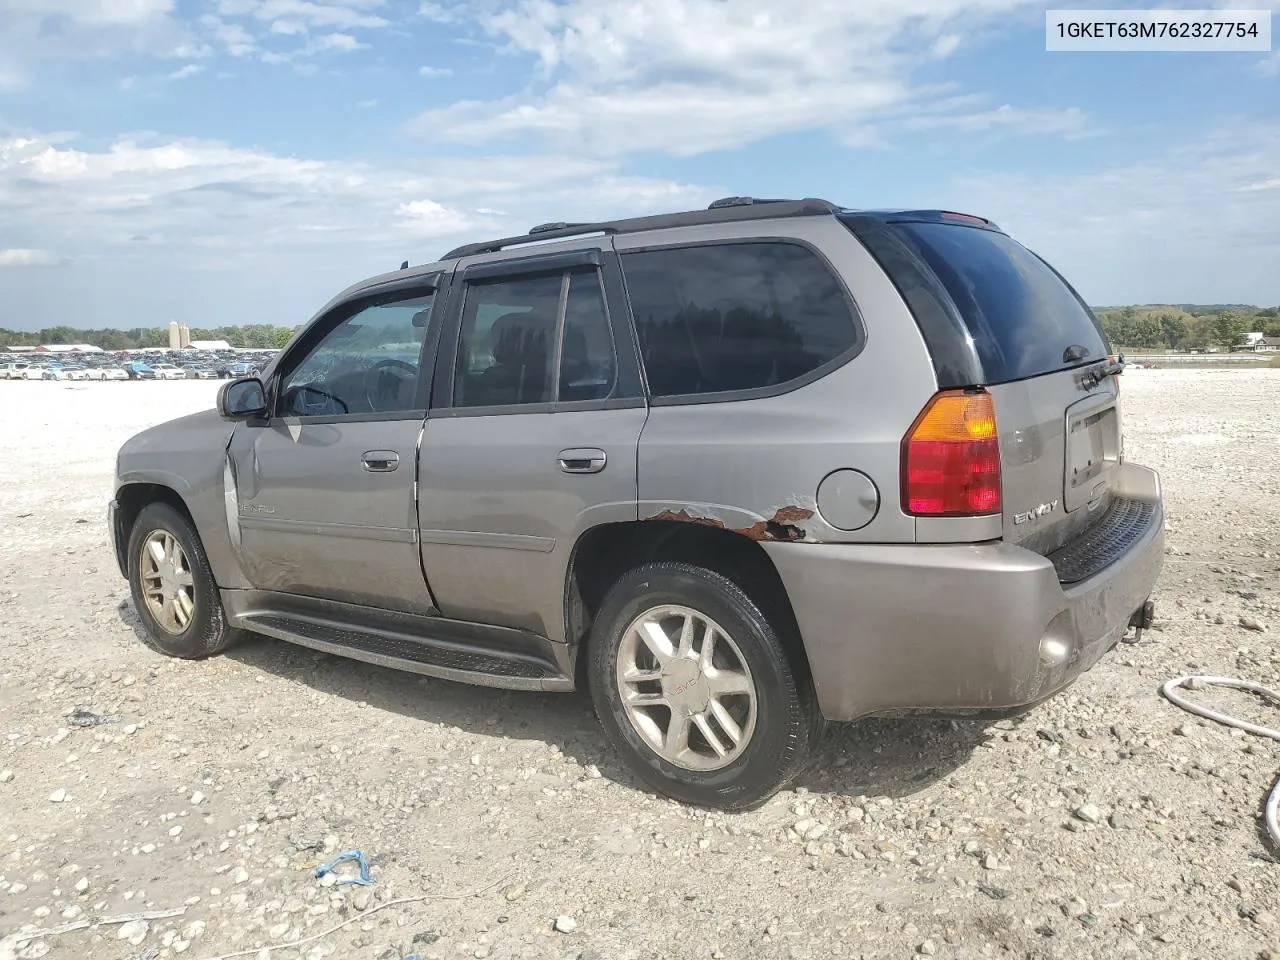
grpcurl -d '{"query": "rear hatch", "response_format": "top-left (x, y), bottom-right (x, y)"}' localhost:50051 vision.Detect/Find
top-left (849, 215), bottom-right (1122, 558)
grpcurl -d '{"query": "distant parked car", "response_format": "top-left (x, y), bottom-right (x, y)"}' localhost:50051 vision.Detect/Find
top-left (125, 362), bottom-right (155, 380)
top-left (185, 367), bottom-right (219, 380)
top-left (226, 361), bottom-right (260, 378)
top-left (20, 364), bottom-right (50, 380)
top-left (150, 362), bottom-right (187, 381)
top-left (1, 361), bottom-right (33, 379)
top-left (89, 366), bottom-right (130, 381)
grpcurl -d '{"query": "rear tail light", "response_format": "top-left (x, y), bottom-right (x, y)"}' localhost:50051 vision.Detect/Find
top-left (902, 390), bottom-right (1002, 517)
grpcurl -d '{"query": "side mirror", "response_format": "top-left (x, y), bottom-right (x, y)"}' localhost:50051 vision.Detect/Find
top-left (217, 377), bottom-right (268, 420)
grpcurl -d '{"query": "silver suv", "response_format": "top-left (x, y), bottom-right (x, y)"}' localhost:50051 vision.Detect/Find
top-left (109, 197), bottom-right (1164, 810)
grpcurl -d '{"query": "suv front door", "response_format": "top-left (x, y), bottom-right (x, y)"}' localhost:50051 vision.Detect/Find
top-left (226, 277), bottom-right (442, 614)
top-left (417, 244), bottom-right (647, 641)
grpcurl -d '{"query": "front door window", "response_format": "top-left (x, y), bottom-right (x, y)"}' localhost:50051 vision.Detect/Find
top-left (278, 292), bottom-right (434, 418)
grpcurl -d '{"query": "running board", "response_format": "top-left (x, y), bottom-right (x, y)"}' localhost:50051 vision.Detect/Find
top-left (223, 590), bottom-right (574, 693)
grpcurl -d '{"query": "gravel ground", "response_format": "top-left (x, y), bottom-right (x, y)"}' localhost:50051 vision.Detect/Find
top-left (1, 371), bottom-right (1278, 960)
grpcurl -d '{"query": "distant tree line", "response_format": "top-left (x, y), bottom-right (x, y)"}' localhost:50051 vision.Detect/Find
top-left (1094, 306), bottom-right (1280, 352)
top-left (0, 324), bottom-right (297, 351)
top-left (4, 305), bottom-right (1279, 355)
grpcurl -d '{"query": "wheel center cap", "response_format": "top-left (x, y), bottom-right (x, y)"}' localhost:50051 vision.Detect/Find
top-left (662, 658), bottom-right (709, 714)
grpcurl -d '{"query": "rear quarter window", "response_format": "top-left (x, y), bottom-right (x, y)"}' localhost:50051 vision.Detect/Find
top-left (895, 223), bottom-right (1108, 384)
top-left (620, 241), bottom-right (859, 399)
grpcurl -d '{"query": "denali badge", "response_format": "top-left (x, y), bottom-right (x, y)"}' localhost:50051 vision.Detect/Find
top-left (1013, 499), bottom-right (1058, 525)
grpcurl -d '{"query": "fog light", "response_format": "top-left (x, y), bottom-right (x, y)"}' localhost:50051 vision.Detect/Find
top-left (1039, 638), bottom-right (1070, 667)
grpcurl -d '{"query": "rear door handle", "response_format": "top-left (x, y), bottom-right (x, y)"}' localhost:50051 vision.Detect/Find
top-left (558, 448), bottom-right (607, 474)
top-left (361, 450), bottom-right (400, 472)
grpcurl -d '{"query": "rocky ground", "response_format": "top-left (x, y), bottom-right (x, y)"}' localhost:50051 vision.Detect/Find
top-left (1, 370), bottom-right (1278, 960)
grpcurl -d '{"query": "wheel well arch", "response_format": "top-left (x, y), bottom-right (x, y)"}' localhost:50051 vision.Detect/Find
top-left (113, 483), bottom-right (196, 572)
top-left (563, 520), bottom-right (811, 687)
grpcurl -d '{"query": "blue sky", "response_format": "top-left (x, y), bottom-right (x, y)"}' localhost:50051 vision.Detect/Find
top-left (1, 0), bottom-right (1277, 330)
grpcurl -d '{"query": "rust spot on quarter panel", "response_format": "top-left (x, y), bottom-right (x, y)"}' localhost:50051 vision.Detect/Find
top-left (649, 505), bottom-right (815, 542)
top-left (738, 505), bottom-right (815, 542)
top-left (651, 508), bottom-right (728, 529)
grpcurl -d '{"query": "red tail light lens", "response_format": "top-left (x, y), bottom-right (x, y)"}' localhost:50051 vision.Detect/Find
top-left (902, 390), bottom-right (1002, 516)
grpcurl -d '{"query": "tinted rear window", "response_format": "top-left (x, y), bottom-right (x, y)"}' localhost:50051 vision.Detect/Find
top-left (621, 242), bottom-right (858, 398)
top-left (895, 223), bottom-right (1107, 383)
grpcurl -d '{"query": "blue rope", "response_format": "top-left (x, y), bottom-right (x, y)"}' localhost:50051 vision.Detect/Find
top-left (312, 850), bottom-right (374, 886)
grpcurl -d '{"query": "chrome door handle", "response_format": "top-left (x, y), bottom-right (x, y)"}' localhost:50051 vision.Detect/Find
top-left (558, 448), bottom-right (607, 474)
top-left (361, 450), bottom-right (399, 472)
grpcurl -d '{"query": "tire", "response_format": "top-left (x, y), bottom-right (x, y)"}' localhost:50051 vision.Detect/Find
top-left (587, 562), bottom-right (822, 811)
top-left (126, 502), bottom-right (244, 659)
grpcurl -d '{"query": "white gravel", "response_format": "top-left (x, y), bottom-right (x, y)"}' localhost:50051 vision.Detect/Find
top-left (1, 371), bottom-right (1279, 960)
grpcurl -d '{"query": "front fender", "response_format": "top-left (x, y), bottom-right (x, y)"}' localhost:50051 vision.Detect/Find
top-left (114, 411), bottom-right (250, 590)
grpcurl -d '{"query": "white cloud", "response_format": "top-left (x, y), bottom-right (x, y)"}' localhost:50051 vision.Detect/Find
top-left (0, 0), bottom-right (190, 86)
top-left (0, 130), bottom-right (715, 264)
top-left (406, 0), bottom-right (1097, 155)
top-left (0, 248), bottom-right (68, 267)
top-left (0, 0), bottom-right (174, 26)
top-left (216, 0), bottom-right (390, 31)
top-left (314, 32), bottom-right (365, 51)
top-left (168, 64), bottom-right (203, 80)
top-left (269, 18), bottom-right (308, 35)
top-left (419, 65), bottom-right (453, 77)
top-left (397, 199), bottom-right (479, 237)
top-left (200, 16), bottom-right (258, 57)
top-left (898, 104), bottom-right (1095, 138)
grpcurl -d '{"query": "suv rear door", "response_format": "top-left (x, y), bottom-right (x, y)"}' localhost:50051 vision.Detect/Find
top-left (845, 215), bottom-right (1123, 558)
top-left (417, 242), bottom-right (647, 641)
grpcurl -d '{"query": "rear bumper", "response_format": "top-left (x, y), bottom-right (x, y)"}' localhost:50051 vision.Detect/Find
top-left (764, 462), bottom-right (1165, 722)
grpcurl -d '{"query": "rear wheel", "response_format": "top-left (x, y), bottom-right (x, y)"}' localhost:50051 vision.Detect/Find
top-left (588, 562), bottom-right (821, 810)
top-left (126, 502), bottom-right (243, 659)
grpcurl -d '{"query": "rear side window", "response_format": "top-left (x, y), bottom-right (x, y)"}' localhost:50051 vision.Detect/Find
top-left (620, 242), bottom-right (858, 398)
top-left (894, 223), bottom-right (1107, 383)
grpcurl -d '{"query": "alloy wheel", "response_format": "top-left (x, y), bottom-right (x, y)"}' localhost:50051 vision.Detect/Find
top-left (615, 604), bottom-right (758, 772)
top-left (139, 530), bottom-right (196, 635)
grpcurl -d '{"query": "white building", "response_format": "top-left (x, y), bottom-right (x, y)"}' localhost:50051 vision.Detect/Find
top-left (189, 340), bottom-right (232, 351)
top-left (35, 344), bottom-right (105, 354)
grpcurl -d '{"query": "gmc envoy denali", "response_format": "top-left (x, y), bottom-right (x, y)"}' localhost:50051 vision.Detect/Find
top-left (109, 197), bottom-right (1164, 810)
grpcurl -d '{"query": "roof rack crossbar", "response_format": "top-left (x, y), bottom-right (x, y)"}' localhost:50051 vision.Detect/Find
top-left (441, 197), bottom-right (841, 260)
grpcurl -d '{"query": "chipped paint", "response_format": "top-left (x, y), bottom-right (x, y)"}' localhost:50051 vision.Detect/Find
top-left (649, 504), bottom-right (817, 542)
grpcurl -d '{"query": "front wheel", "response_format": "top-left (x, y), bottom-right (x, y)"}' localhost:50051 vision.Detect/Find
top-left (126, 502), bottom-right (244, 659)
top-left (588, 562), bottom-right (821, 810)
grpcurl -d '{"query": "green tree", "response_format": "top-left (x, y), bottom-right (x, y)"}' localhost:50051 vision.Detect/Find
top-left (1157, 313), bottom-right (1188, 350)
top-left (1127, 314), bottom-right (1163, 348)
top-left (274, 327), bottom-right (295, 348)
top-left (1098, 311), bottom-right (1133, 347)
top-left (1213, 312), bottom-right (1247, 350)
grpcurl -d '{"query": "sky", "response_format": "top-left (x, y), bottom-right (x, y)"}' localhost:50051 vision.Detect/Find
top-left (0, 0), bottom-right (1277, 331)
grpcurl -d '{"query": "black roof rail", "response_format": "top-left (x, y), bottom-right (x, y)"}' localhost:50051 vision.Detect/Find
top-left (440, 197), bottom-right (841, 260)
top-left (706, 196), bottom-right (798, 209)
